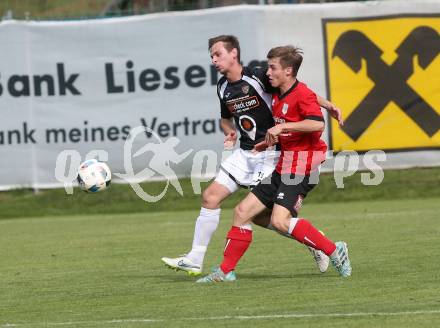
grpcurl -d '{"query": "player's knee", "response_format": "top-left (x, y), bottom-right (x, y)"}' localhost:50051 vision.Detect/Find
top-left (201, 188), bottom-right (221, 209)
top-left (233, 203), bottom-right (251, 225)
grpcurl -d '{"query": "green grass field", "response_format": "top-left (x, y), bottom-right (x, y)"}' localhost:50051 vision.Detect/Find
top-left (1, 169), bottom-right (440, 327)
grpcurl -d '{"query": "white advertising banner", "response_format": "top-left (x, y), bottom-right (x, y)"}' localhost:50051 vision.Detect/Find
top-left (0, 0), bottom-right (439, 190)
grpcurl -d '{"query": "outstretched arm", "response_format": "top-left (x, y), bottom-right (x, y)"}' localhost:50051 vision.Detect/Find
top-left (317, 95), bottom-right (344, 127)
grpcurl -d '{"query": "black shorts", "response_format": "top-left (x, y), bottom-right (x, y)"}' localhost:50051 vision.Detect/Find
top-left (251, 171), bottom-right (318, 217)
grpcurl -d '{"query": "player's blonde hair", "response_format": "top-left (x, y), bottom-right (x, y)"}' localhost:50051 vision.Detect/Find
top-left (267, 46), bottom-right (303, 76)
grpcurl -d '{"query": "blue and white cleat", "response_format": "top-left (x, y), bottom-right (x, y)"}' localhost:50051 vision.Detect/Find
top-left (161, 256), bottom-right (202, 276)
top-left (330, 241), bottom-right (352, 277)
top-left (196, 267), bottom-right (236, 283)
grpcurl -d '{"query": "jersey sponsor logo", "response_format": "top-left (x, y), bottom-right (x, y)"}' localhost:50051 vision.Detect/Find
top-left (227, 96), bottom-right (260, 114)
top-left (323, 15), bottom-right (440, 152)
top-left (239, 115), bottom-right (257, 140)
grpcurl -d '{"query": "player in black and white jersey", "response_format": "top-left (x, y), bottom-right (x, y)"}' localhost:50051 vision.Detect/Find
top-left (161, 35), bottom-right (343, 275)
top-left (217, 65), bottom-right (275, 152)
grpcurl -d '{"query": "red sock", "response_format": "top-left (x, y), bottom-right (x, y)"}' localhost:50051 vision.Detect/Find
top-left (290, 219), bottom-right (336, 256)
top-left (220, 226), bottom-right (252, 274)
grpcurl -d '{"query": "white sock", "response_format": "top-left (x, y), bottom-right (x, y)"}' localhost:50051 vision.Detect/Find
top-left (288, 217), bottom-right (299, 235)
top-left (239, 224), bottom-right (253, 231)
top-left (186, 207), bottom-right (221, 265)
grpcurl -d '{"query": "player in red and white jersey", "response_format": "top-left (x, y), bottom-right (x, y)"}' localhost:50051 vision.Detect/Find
top-left (197, 45), bottom-right (352, 283)
top-left (271, 79), bottom-right (327, 176)
top-left (162, 36), bottom-right (343, 277)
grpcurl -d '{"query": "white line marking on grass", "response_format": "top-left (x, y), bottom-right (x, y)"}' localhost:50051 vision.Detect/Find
top-left (2, 310), bottom-right (440, 327)
top-left (0, 319), bottom-right (163, 327)
top-left (193, 310), bottom-right (440, 320)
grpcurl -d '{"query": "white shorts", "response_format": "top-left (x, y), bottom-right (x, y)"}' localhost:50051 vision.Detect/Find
top-left (215, 148), bottom-right (279, 193)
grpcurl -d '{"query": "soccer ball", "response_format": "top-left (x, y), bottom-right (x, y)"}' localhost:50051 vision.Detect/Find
top-left (77, 159), bottom-right (111, 193)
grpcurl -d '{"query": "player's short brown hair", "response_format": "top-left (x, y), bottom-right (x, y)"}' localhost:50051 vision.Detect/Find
top-left (267, 46), bottom-right (303, 76)
top-left (208, 35), bottom-right (241, 62)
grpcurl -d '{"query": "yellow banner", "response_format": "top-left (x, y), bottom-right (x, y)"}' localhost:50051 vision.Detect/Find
top-left (323, 16), bottom-right (440, 152)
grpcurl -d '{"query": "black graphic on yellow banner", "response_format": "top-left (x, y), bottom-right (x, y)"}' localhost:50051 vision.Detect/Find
top-left (323, 16), bottom-right (440, 152)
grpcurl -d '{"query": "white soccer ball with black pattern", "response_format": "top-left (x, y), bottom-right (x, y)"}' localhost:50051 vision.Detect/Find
top-left (77, 159), bottom-right (111, 193)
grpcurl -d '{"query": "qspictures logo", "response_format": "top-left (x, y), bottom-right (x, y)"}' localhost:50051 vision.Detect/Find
top-left (323, 15), bottom-right (440, 152)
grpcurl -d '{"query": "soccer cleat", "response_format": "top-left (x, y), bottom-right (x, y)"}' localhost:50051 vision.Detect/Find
top-left (196, 267), bottom-right (236, 283)
top-left (308, 246), bottom-right (330, 273)
top-left (161, 256), bottom-right (202, 276)
top-left (330, 241), bottom-right (352, 277)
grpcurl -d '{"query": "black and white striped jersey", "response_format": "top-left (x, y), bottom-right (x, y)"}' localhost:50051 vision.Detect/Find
top-left (217, 66), bottom-right (275, 150)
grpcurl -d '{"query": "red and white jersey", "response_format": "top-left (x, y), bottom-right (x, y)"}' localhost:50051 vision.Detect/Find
top-left (272, 80), bottom-right (327, 175)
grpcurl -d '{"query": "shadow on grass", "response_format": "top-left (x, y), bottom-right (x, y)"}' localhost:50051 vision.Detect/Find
top-left (149, 272), bottom-right (336, 284)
